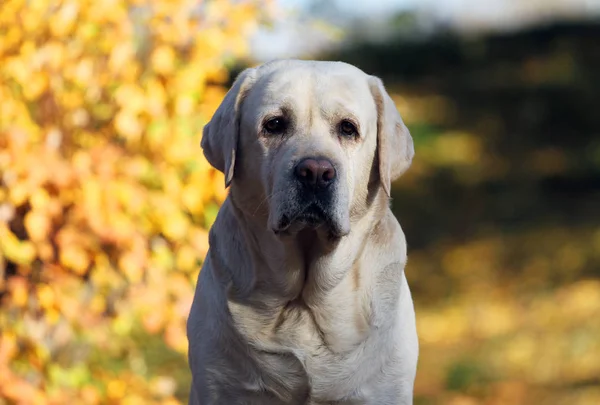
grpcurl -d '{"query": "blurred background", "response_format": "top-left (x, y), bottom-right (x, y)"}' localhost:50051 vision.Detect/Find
top-left (1, 0), bottom-right (599, 404)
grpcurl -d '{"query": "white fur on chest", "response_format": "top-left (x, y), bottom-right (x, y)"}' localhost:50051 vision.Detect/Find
top-left (227, 270), bottom-right (417, 403)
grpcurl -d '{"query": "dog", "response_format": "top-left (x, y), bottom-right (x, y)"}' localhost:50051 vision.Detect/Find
top-left (187, 59), bottom-right (418, 404)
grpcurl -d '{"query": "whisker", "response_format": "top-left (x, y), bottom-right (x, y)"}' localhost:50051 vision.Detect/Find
top-left (252, 190), bottom-right (285, 217)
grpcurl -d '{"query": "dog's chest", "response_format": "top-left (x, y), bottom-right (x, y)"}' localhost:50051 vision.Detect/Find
top-left (228, 296), bottom-right (385, 402)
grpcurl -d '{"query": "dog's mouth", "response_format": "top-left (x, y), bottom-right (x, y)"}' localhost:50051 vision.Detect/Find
top-left (273, 203), bottom-right (345, 238)
top-left (296, 205), bottom-right (328, 226)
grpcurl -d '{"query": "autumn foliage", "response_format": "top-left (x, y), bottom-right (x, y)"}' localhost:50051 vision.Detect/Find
top-left (0, 1), bottom-right (270, 403)
top-left (3, 1), bottom-right (599, 404)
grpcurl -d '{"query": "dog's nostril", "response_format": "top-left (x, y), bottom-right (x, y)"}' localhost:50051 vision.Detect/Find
top-left (295, 158), bottom-right (336, 189)
top-left (322, 166), bottom-right (335, 182)
top-left (297, 167), bottom-right (314, 182)
top-left (295, 159), bottom-right (318, 186)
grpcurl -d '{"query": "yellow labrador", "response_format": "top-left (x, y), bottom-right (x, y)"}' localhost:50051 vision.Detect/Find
top-left (187, 59), bottom-right (418, 404)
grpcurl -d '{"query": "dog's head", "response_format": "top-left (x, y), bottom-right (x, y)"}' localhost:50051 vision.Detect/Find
top-left (201, 60), bottom-right (413, 239)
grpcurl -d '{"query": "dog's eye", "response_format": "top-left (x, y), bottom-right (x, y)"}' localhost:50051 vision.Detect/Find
top-left (264, 117), bottom-right (287, 134)
top-left (339, 120), bottom-right (357, 137)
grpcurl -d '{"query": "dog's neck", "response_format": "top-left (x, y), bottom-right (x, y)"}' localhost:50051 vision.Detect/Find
top-left (211, 188), bottom-right (389, 307)
top-left (209, 188), bottom-right (401, 354)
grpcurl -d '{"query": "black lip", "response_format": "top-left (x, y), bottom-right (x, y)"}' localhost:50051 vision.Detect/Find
top-left (275, 203), bottom-right (332, 233)
top-left (296, 203), bottom-right (328, 223)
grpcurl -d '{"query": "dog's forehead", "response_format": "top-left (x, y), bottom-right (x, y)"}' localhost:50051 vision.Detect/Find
top-left (241, 61), bottom-right (377, 122)
top-left (248, 62), bottom-right (374, 117)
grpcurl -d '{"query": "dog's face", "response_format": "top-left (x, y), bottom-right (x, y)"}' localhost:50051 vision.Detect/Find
top-left (201, 60), bottom-right (414, 239)
top-left (240, 62), bottom-right (379, 238)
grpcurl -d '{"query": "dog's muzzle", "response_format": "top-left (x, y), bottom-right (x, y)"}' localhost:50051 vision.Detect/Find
top-left (272, 156), bottom-right (349, 238)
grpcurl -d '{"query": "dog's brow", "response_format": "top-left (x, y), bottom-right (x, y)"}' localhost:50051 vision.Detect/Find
top-left (260, 103), bottom-right (293, 120)
top-left (321, 104), bottom-right (361, 130)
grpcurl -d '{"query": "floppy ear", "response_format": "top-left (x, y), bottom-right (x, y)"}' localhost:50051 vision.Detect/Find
top-left (369, 76), bottom-right (415, 197)
top-left (201, 67), bottom-right (257, 188)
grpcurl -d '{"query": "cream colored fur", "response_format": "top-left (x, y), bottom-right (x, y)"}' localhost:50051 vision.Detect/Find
top-left (187, 59), bottom-right (418, 404)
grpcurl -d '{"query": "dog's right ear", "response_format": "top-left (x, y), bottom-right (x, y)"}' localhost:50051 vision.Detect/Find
top-left (201, 67), bottom-right (257, 188)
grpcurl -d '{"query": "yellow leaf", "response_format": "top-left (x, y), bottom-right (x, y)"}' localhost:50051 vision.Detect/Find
top-left (122, 395), bottom-right (147, 405)
top-left (146, 79), bottom-right (167, 116)
top-left (59, 245), bottom-right (90, 275)
top-left (8, 277), bottom-right (29, 308)
top-left (109, 42), bottom-right (135, 74)
top-left (37, 241), bottom-right (54, 261)
top-left (114, 83), bottom-right (146, 112)
top-left (89, 294), bottom-right (106, 315)
top-left (24, 210), bottom-right (51, 241)
top-left (80, 386), bottom-right (101, 405)
top-left (43, 41), bottom-right (66, 70)
top-left (142, 310), bottom-right (165, 334)
top-left (73, 58), bottom-right (95, 86)
top-left (9, 183), bottom-right (30, 206)
top-left (37, 284), bottom-right (55, 310)
top-left (181, 184), bottom-right (205, 216)
top-left (23, 72), bottom-right (48, 101)
top-left (45, 308), bottom-right (61, 325)
top-left (107, 379), bottom-right (127, 400)
top-left (175, 94), bottom-right (194, 116)
top-left (151, 45), bottom-right (176, 75)
top-left (162, 211), bottom-right (189, 241)
top-left (176, 244), bottom-right (198, 273)
top-left (49, 2), bottom-right (79, 38)
top-left (164, 321), bottom-right (187, 353)
top-left (189, 227), bottom-right (209, 259)
top-left (29, 188), bottom-right (51, 211)
top-left (0, 225), bottom-right (36, 265)
top-left (118, 251), bottom-right (144, 283)
top-left (0, 331), bottom-right (18, 362)
top-left (114, 110), bottom-right (143, 141)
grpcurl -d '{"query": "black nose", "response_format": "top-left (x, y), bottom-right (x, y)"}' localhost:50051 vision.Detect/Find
top-left (294, 157), bottom-right (336, 190)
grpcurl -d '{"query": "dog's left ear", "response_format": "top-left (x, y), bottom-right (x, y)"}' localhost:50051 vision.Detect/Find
top-left (201, 67), bottom-right (257, 188)
top-left (369, 76), bottom-right (415, 197)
